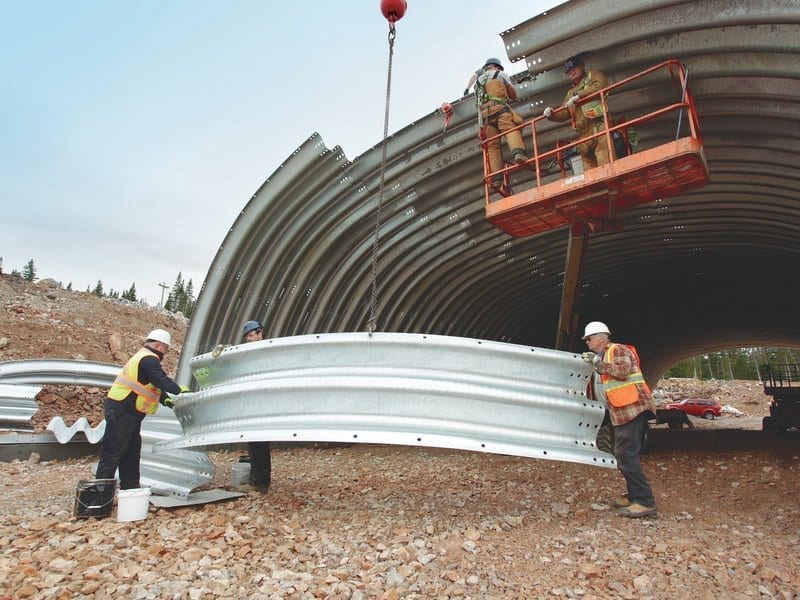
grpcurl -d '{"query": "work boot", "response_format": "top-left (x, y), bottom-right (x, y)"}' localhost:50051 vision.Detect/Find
top-left (512, 150), bottom-right (528, 164)
top-left (618, 503), bottom-right (656, 518)
top-left (235, 482), bottom-right (270, 494)
top-left (612, 495), bottom-right (631, 508)
top-left (490, 178), bottom-right (514, 198)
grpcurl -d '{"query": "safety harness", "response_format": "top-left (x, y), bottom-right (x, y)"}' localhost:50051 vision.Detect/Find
top-left (477, 71), bottom-right (512, 127)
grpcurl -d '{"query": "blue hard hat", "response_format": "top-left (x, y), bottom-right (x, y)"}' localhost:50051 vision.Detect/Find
top-left (483, 57), bottom-right (504, 71)
top-left (242, 320), bottom-right (263, 336)
top-left (564, 55), bottom-right (585, 72)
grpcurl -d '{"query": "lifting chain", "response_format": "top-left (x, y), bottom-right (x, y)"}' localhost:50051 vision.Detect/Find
top-left (367, 23), bottom-right (396, 335)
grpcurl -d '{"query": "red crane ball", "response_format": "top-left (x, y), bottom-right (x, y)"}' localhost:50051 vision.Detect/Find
top-left (380, 0), bottom-right (407, 23)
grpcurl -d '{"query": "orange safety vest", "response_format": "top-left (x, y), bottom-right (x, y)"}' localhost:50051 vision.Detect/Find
top-left (599, 343), bottom-right (651, 408)
top-left (108, 348), bottom-right (163, 414)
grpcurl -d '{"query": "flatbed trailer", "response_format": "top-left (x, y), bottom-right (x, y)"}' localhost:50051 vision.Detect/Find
top-left (759, 363), bottom-right (800, 432)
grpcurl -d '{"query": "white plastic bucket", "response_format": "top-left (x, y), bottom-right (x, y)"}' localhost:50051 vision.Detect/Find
top-left (117, 487), bottom-right (151, 522)
top-left (231, 461), bottom-right (251, 486)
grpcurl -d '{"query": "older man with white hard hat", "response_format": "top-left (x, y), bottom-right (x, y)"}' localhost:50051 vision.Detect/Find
top-left (96, 328), bottom-right (186, 490)
top-left (582, 321), bottom-right (658, 518)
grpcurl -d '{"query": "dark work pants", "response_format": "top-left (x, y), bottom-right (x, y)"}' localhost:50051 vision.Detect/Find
top-left (247, 442), bottom-right (272, 487)
top-left (613, 413), bottom-right (655, 507)
top-left (96, 397), bottom-right (146, 490)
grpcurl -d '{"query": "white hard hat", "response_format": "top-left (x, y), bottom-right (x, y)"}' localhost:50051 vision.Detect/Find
top-left (146, 328), bottom-right (171, 346)
top-left (582, 321), bottom-right (610, 340)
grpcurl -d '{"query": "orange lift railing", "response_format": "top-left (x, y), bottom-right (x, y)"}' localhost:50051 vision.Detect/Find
top-left (483, 60), bottom-right (710, 238)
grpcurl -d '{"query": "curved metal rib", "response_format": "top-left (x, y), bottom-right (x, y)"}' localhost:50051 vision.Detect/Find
top-left (0, 358), bottom-right (214, 498)
top-left (0, 384), bottom-right (41, 429)
top-left (161, 333), bottom-right (615, 469)
top-left (0, 359), bottom-right (121, 387)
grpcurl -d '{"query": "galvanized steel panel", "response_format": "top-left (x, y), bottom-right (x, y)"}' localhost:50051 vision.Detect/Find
top-left (0, 359), bottom-right (214, 498)
top-left (161, 333), bottom-right (615, 469)
top-left (0, 359), bottom-right (120, 387)
top-left (0, 384), bottom-right (41, 429)
top-left (47, 416), bottom-right (106, 444)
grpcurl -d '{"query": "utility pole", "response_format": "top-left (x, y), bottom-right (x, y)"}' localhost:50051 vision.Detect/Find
top-left (158, 282), bottom-right (169, 308)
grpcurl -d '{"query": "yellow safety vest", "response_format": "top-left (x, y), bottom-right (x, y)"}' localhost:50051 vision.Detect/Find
top-left (108, 348), bottom-right (162, 414)
top-left (599, 343), bottom-right (650, 407)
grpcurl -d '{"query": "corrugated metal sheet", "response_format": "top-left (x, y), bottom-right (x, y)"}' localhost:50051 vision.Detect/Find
top-left (160, 333), bottom-right (615, 469)
top-left (0, 384), bottom-right (40, 430)
top-left (178, 0), bottom-right (799, 384)
top-left (0, 359), bottom-right (213, 497)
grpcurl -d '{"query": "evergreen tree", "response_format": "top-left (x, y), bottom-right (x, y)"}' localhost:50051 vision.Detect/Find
top-left (67, 282), bottom-right (72, 291)
top-left (122, 283), bottom-right (137, 302)
top-left (92, 280), bottom-right (104, 296)
top-left (22, 259), bottom-right (37, 282)
top-left (182, 278), bottom-right (196, 317)
top-left (164, 272), bottom-right (184, 312)
top-left (164, 272), bottom-right (197, 316)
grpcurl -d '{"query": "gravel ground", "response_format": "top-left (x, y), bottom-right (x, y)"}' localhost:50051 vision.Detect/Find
top-left (1, 431), bottom-right (798, 599)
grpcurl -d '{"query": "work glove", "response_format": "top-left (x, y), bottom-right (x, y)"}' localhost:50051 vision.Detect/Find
top-left (179, 384), bottom-right (191, 393)
top-left (161, 397), bottom-right (176, 409)
top-left (581, 352), bottom-right (600, 366)
top-left (565, 94), bottom-right (580, 108)
top-left (543, 106), bottom-right (553, 118)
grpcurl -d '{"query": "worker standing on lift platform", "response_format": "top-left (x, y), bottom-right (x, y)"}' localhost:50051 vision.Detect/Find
top-left (543, 55), bottom-right (612, 170)
top-left (476, 58), bottom-right (528, 197)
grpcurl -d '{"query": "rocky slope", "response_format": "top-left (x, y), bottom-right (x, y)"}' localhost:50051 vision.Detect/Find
top-left (0, 274), bottom-right (187, 431)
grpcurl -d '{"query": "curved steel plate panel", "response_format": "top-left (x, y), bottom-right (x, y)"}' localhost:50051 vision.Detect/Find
top-left (0, 359), bottom-right (214, 498)
top-left (161, 333), bottom-right (615, 469)
top-left (0, 384), bottom-right (41, 429)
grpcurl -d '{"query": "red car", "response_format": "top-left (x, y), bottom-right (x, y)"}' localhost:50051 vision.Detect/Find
top-left (664, 397), bottom-right (722, 420)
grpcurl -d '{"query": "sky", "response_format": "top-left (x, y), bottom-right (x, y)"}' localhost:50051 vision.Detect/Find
top-left (1, 0), bottom-right (560, 306)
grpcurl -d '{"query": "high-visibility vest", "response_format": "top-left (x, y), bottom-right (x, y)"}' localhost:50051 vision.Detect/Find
top-left (599, 343), bottom-right (651, 408)
top-left (108, 348), bottom-right (162, 414)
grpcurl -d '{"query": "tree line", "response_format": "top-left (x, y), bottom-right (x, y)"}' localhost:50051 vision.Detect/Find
top-left (12, 258), bottom-right (197, 318)
top-left (664, 348), bottom-right (800, 381)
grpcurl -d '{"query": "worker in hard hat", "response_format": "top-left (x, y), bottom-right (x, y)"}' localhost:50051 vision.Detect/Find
top-left (581, 321), bottom-right (657, 518)
top-left (475, 57), bottom-right (528, 196)
top-left (543, 55), bottom-right (612, 170)
top-left (238, 319), bottom-right (272, 493)
top-left (96, 329), bottom-right (185, 490)
top-left (463, 64), bottom-right (484, 97)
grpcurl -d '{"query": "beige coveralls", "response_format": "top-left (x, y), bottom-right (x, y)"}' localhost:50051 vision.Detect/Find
top-left (478, 69), bottom-right (526, 182)
top-left (549, 69), bottom-right (612, 170)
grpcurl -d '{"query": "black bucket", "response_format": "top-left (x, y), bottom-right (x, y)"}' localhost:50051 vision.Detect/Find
top-left (74, 479), bottom-right (116, 519)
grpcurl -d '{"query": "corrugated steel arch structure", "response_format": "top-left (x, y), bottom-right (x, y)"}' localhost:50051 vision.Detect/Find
top-left (179, 0), bottom-right (799, 385)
